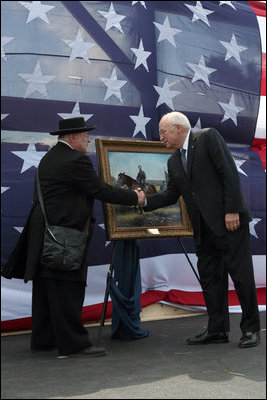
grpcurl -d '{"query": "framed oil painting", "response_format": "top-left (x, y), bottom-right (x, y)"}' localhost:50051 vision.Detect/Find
top-left (95, 139), bottom-right (193, 240)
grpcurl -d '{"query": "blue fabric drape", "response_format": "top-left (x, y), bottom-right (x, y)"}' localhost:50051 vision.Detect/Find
top-left (109, 240), bottom-right (149, 340)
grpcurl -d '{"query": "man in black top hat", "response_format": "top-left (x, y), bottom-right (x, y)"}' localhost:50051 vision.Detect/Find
top-left (2, 117), bottom-right (145, 358)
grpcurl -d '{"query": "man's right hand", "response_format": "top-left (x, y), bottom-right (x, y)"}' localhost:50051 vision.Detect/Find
top-left (134, 188), bottom-right (146, 206)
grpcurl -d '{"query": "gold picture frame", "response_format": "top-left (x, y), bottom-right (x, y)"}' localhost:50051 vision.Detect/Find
top-left (95, 138), bottom-right (193, 240)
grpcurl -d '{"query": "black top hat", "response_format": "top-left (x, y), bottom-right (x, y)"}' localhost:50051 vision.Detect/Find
top-left (50, 117), bottom-right (97, 136)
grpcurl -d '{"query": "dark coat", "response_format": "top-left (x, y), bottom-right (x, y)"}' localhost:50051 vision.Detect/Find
top-left (136, 170), bottom-right (146, 183)
top-left (2, 142), bottom-right (138, 282)
top-left (146, 128), bottom-right (252, 236)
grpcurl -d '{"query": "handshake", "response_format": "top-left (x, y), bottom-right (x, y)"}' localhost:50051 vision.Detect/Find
top-left (134, 188), bottom-right (146, 206)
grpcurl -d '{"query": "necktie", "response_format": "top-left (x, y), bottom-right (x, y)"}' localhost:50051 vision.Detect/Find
top-left (180, 148), bottom-right (187, 174)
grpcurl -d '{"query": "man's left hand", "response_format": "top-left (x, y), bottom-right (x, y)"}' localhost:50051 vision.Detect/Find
top-left (225, 213), bottom-right (240, 232)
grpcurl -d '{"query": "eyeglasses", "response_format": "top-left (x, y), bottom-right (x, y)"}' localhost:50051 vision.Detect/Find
top-left (159, 124), bottom-right (176, 136)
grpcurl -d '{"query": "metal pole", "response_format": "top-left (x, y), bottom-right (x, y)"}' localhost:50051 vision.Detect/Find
top-left (96, 241), bottom-right (116, 346)
top-left (178, 237), bottom-right (201, 285)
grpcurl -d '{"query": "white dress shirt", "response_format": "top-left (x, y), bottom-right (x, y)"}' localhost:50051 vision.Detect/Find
top-left (58, 140), bottom-right (73, 150)
top-left (180, 129), bottom-right (190, 159)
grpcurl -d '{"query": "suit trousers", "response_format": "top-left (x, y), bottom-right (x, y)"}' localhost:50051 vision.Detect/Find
top-left (195, 220), bottom-right (260, 334)
top-left (31, 276), bottom-right (91, 355)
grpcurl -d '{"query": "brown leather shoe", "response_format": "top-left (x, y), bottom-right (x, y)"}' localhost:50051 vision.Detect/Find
top-left (69, 345), bottom-right (107, 358)
top-left (239, 331), bottom-right (260, 348)
top-left (186, 330), bottom-right (229, 345)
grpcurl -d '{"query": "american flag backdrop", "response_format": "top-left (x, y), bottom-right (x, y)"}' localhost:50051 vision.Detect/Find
top-left (1, 1), bottom-right (266, 331)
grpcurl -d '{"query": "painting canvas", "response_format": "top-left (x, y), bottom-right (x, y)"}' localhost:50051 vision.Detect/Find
top-left (95, 139), bottom-right (193, 240)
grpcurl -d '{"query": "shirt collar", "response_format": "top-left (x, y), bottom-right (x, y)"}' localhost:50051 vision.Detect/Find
top-left (181, 129), bottom-right (190, 153)
top-left (58, 140), bottom-right (73, 150)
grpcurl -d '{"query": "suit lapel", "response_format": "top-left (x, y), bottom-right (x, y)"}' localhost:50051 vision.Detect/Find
top-left (187, 130), bottom-right (198, 178)
top-left (174, 149), bottom-right (185, 175)
top-left (174, 129), bottom-right (199, 178)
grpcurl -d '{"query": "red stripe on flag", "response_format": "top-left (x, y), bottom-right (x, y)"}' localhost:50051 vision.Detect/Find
top-left (1, 317), bottom-right (32, 332)
top-left (261, 53), bottom-right (266, 95)
top-left (166, 287), bottom-right (266, 307)
top-left (248, 1), bottom-right (266, 17)
top-left (253, 138), bottom-right (266, 169)
top-left (1, 288), bottom-right (265, 333)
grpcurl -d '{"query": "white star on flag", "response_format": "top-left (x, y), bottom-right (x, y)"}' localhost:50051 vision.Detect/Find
top-left (1, 37), bottom-right (14, 61)
top-left (153, 16), bottom-right (182, 47)
top-left (99, 224), bottom-right (111, 247)
top-left (14, 227), bottom-right (24, 234)
top-left (132, 1), bottom-right (147, 9)
top-left (129, 105), bottom-right (151, 138)
top-left (99, 68), bottom-right (127, 103)
top-left (219, 1), bottom-right (236, 10)
top-left (218, 94), bottom-right (244, 125)
top-left (185, 1), bottom-right (214, 27)
top-left (19, 61), bottom-right (56, 99)
top-left (11, 139), bottom-right (47, 173)
top-left (154, 78), bottom-right (181, 110)
top-left (220, 34), bottom-right (247, 64)
top-left (63, 29), bottom-right (95, 64)
top-left (1, 114), bottom-right (9, 120)
top-left (1, 187), bottom-right (10, 194)
top-left (18, 1), bottom-right (55, 24)
top-left (130, 39), bottom-right (151, 71)
top-left (234, 159), bottom-right (248, 176)
top-left (187, 55), bottom-right (217, 87)
top-left (98, 2), bottom-right (126, 34)
top-left (192, 117), bottom-right (202, 131)
top-left (57, 102), bottom-right (93, 121)
top-left (249, 218), bottom-right (261, 238)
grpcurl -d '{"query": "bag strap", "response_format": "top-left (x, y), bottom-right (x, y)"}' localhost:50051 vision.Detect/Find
top-left (36, 169), bottom-right (91, 234)
top-left (36, 169), bottom-right (49, 226)
top-left (36, 171), bottom-right (60, 242)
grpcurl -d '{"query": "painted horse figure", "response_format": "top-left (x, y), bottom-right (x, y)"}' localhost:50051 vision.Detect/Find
top-left (116, 172), bottom-right (157, 213)
top-left (117, 173), bottom-right (157, 194)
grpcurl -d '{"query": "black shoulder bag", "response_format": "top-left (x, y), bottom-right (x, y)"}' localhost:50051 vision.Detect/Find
top-left (36, 170), bottom-right (90, 272)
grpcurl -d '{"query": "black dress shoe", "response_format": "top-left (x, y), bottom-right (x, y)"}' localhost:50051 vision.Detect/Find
top-left (239, 331), bottom-right (260, 348)
top-left (186, 330), bottom-right (229, 345)
top-left (68, 345), bottom-right (107, 358)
